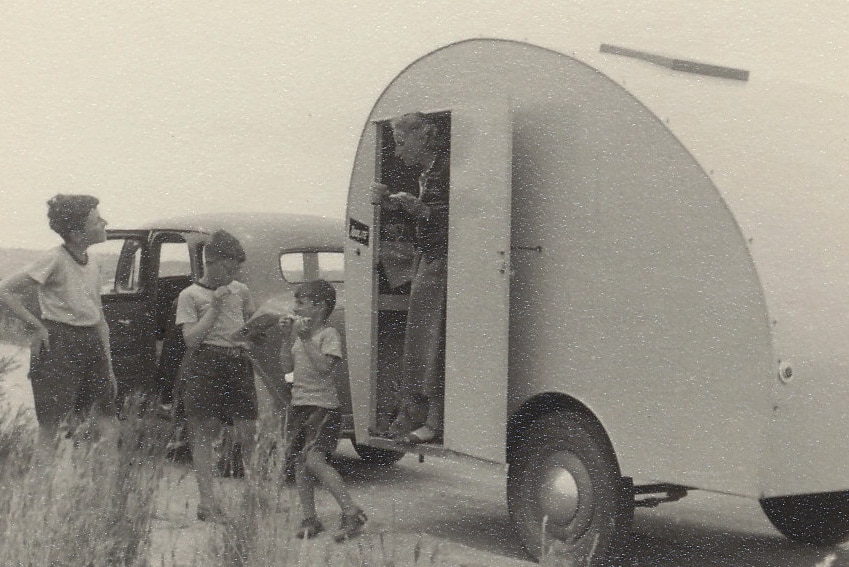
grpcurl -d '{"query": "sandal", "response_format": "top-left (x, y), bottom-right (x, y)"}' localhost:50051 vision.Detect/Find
top-left (334, 509), bottom-right (368, 542)
top-left (398, 425), bottom-right (440, 445)
top-left (385, 412), bottom-right (415, 440)
top-left (296, 516), bottom-right (325, 539)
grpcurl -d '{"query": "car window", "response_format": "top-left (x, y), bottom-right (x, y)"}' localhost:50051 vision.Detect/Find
top-left (90, 237), bottom-right (145, 294)
top-left (280, 251), bottom-right (344, 283)
top-left (158, 240), bottom-right (192, 277)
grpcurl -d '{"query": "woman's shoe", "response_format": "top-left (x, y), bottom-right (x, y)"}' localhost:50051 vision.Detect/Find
top-left (385, 412), bottom-right (414, 440)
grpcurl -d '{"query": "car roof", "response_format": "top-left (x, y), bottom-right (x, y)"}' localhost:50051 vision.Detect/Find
top-left (137, 212), bottom-right (345, 250)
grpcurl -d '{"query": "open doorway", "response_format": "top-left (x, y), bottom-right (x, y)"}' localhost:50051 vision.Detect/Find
top-left (372, 111), bottom-right (451, 439)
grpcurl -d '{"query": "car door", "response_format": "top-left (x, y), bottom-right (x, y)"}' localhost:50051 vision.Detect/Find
top-left (91, 230), bottom-right (156, 395)
top-left (91, 229), bottom-right (202, 396)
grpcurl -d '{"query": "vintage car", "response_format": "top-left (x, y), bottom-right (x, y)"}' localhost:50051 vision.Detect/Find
top-left (89, 211), bottom-right (403, 465)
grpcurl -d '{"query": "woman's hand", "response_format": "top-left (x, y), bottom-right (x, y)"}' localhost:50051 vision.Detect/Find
top-left (389, 192), bottom-right (430, 219)
top-left (371, 181), bottom-right (404, 211)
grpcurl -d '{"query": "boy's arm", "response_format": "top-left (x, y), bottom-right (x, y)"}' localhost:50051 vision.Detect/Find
top-left (181, 287), bottom-right (227, 350)
top-left (298, 339), bottom-right (339, 375)
top-left (95, 315), bottom-right (117, 398)
top-left (242, 288), bottom-right (256, 321)
top-left (296, 326), bottom-right (341, 376)
top-left (0, 271), bottom-right (49, 351)
top-left (278, 317), bottom-right (295, 374)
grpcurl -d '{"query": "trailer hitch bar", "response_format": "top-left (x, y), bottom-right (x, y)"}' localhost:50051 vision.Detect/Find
top-left (631, 482), bottom-right (689, 508)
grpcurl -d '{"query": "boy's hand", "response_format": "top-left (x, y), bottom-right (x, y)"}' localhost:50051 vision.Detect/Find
top-left (278, 314), bottom-right (294, 335)
top-left (293, 316), bottom-right (312, 339)
top-left (32, 323), bottom-right (50, 355)
top-left (211, 286), bottom-right (231, 312)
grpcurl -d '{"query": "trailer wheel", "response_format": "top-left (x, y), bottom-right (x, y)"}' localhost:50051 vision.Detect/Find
top-left (352, 442), bottom-right (405, 466)
top-left (761, 492), bottom-right (849, 545)
top-left (507, 410), bottom-right (632, 564)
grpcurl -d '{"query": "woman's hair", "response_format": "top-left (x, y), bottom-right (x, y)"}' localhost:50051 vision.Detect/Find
top-left (295, 279), bottom-right (337, 316)
top-left (47, 194), bottom-right (99, 240)
top-left (391, 112), bottom-right (448, 152)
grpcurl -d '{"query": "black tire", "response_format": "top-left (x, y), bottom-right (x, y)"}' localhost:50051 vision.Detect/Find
top-left (352, 442), bottom-right (405, 466)
top-left (761, 492), bottom-right (849, 545)
top-left (507, 410), bottom-right (632, 565)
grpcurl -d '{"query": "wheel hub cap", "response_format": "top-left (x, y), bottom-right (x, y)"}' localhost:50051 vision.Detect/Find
top-left (539, 452), bottom-right (584, 526)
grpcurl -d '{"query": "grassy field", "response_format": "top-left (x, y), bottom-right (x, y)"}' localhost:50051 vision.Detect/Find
top-left (0, 356), bottom-right (535, 567)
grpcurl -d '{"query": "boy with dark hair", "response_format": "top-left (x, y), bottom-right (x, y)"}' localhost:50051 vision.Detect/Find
top-left (280, 279), bottom-right (367, 542)
top-left (175, 229), bottom-right (256, 521)
top-left (0, 194), bottom-right (115, 442)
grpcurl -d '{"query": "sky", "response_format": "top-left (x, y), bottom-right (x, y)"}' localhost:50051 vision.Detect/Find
top-left (1, 1), bottom-right (847, 249)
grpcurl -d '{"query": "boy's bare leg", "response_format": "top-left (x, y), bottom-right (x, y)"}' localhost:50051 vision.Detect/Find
top-left (296, 458), bottom-right (319, 518)
top-left (304, 450), bottom-right (357, 514)
top-left (232, 417), bottom-right (256, 480)
top-left (189, 416), bottom-right (223, 514)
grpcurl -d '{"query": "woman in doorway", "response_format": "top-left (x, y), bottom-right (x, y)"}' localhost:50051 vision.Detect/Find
top-left (372, 112), bottom-right (449, 444)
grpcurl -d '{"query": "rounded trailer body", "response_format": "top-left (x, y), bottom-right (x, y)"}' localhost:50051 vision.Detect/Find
top-left (345, 39), bottom-right (849, 558)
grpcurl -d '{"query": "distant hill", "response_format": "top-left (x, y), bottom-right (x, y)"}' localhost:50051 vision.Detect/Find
top-left (0, 248), bottom-right (47, 279)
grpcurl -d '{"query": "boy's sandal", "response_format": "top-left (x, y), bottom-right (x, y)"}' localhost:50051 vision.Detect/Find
top-left (398, 425), bottom-right (440, 445)
top-left (296, 517), bottom-right (325, 539)
top-left (334, 509), bottom-right (368, 542)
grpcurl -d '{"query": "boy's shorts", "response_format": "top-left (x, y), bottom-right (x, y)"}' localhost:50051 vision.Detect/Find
top-left (286, 405), bottom-right (341, 458)
top-left (28, 319), bottom-right (113, 428)
top-left (183, 344), bottom-right (257, 421)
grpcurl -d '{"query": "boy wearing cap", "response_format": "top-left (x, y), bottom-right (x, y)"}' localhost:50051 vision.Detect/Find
top-left (280, 279), bottom-right (367, 542)
top-left (175, 229), bottom-right (256, 521)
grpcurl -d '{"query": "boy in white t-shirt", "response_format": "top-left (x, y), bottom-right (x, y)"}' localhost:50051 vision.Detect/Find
top-left (0, 194), bottom-right (115, 443)
top-left (280, 280), bottom-right (367, 542)
top-left (175, 229), bottom-right (256, 522)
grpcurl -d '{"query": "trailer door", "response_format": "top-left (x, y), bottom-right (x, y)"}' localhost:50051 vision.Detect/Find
top-left (444, 99), bottom-right (512, 462)
top-left (346, 100), bottom-right (512, 461)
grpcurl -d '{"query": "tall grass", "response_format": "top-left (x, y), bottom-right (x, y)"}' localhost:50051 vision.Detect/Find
top-left (0, 322), bottom-right (530, 566)
top-left (198, 420), bottom-right (453, 567)
top-left (0, 396), bottom-right (173, 566)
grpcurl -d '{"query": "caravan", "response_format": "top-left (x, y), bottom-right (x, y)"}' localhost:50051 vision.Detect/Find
top-left (344, 39), bottom-right (849, 563)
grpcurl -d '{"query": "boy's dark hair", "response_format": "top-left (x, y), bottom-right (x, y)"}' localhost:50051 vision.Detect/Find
top-left (295, 279), bottom-right (336, 316)
top-left (204, 230), bottom-right (245, 263)
top-left (47, 194), bottom-right (99, 241)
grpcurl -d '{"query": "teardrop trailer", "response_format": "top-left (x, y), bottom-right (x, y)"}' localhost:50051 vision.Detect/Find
top-left (344, 38), bottom-right (849, 563)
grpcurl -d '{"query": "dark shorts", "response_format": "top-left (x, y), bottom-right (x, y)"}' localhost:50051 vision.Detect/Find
top-left (28, 319), bottom-right (113, 428)
top-left (286, 405), bottom-right (341, 459)
top-left (182, 345), bottom-right (257, 421)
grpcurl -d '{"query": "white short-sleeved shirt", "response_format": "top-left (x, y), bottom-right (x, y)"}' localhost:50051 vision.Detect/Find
top-left (291, 326), bottom-right (343, 409)
top-left (26, 246), bottom-right (103, 327)
top-left (175, 281), bottom-right (254, 347)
